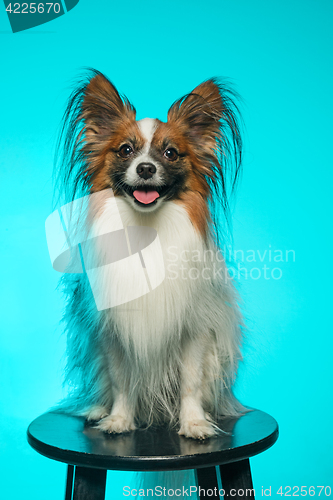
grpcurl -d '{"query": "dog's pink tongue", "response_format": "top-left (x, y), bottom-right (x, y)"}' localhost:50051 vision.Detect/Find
top-left (133, 190), bottom-right (160, 204)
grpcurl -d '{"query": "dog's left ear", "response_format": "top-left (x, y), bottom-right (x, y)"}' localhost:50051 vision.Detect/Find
top-left (189, 79), bottom-right (225, 118)
top-left (167, 79), bottom-right (224, 147)
top-left (167, 79), bottom-right (242, 158)
top-left (167, 78), bottom-right (242, 198)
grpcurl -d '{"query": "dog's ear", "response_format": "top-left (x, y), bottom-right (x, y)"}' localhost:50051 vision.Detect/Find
top-left (167, 79), bottom-right (225, 150)
top-left (167, 78), bottom-right (242, 205)
top-left (81, 72), bottom-right (135, 139)
top-left (55, 70), bottom-right (136, 202)
top-left (187, 79), bottom-right (225, 119)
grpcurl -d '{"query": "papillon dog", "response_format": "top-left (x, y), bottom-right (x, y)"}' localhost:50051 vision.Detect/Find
top-left (55, 69), bottom-right (244, 439)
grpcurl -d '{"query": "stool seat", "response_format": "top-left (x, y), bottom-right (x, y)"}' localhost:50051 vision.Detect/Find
top-left (27, 409), bottom-right (278, 471)
top-left (27, 409), bottom-right (278, 499)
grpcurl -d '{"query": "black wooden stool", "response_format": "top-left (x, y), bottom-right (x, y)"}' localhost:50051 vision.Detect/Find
top-left (27, 409), bottom-right (278, 500)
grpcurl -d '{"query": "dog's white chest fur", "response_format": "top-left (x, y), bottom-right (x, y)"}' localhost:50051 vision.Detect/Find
top-left (64, 196), bottom-right (241, 433)
top-left (92, 198), bottom-right (220, 357)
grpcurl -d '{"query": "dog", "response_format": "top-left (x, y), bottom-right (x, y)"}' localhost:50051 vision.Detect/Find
top-left (54, 69), bottom-right (244, 439)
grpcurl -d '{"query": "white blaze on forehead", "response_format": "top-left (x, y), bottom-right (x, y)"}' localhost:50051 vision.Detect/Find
top-left (137, 118), bottom-right (157, 152)
top-left (124, 117), bottom-right (163, 189)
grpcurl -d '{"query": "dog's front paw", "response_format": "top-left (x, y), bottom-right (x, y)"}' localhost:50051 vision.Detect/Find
top-left (96, 414), bottom-right (136, 434)
top-left (82, 405), bottom-right (110, 422)
top-left (178, 419), bottom-right (217, 440)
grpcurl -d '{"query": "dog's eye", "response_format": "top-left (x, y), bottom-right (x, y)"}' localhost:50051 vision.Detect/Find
top-left (164, 148), bottom-right (178, 161)
top-left (118, 144), bottom-right (134, 158)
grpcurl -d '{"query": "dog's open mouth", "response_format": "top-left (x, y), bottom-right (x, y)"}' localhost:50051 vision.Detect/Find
top-left (133, 189), bottom-right (160, 205)
top-left (123, 185), bottom-right (170, 207)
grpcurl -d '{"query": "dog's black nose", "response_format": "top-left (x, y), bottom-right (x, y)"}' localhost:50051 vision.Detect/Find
top-left (136, 163), bottom-right (156, 180)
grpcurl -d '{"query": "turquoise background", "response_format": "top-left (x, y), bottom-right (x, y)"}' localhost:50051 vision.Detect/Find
top-left (1, 0), bottom-right (332, 497)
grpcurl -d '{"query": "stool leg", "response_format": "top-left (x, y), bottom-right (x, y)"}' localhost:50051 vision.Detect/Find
top-left (65, 465), bottom-right (74, 500)
top-left (72, 466), bottom-right (107, 500)
top-left (195, 466), bottom-right (220, 499)
top-left (219, 459), bottom-right (255, 500)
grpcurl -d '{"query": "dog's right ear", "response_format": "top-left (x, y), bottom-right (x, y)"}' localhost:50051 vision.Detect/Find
top-left (80, 71), bottom-right (136, 139)
top-left (55, 70), bottom-right (136, 203)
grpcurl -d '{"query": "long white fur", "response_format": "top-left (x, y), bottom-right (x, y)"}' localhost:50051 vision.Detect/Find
top-left (62, 193), bottom-right (243, 439)
top-left (124, 118), bottom-right (165, 192)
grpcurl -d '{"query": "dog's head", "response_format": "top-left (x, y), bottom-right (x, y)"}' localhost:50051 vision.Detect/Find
top-left (56, 70), bottom-right (242, 234)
